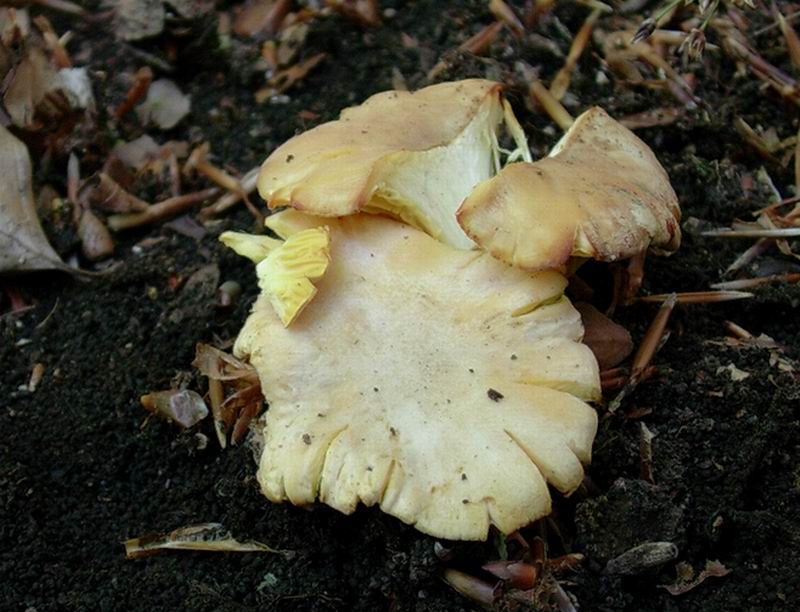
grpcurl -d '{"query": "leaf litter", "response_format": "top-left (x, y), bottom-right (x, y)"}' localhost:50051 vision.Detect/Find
top-left (0, 125), bottom-right (68, 274)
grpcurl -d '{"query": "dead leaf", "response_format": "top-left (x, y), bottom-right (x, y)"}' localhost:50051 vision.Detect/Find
top-left (58, 67), bottom-right (95, 110)
top-left (716, 363), bottom-right (751, 382)
top-left (233, 0), bottom-right (291, 37)
top-left (135, 79), bottom-right (190, 129)
top-left (0, 125), bottom-right (67, 273)
top-left (3, 45), bottom-right (60, 128)
top-left (77, 208), bottom-right (114, 261)
top-left (111, 0), bottom-right (165, 41)
top-left (123, 523), bottom-right (286, 559)
top-left (111, 0), bottom-right (211, 41)
top-left (111, 135), bottom-right (160, 170)
top-left (659, 560), bottom-right (731, 596)
top-left (140, 389), bottom-right (209, 428)
top-left (256, 53), bottom-right (326, 102)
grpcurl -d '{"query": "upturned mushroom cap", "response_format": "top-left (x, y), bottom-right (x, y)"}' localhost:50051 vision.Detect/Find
top-left (456, 107), bottom-right (681, 271)
top-left (257, 79), bottom-right (528, 249)
top-left (231, 212), bottom-right (600, 541)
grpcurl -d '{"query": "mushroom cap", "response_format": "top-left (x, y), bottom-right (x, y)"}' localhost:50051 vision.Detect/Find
top-left (457, 107), bottom-right (681, 271)
top-left (257, 79), bottom-right (510, 249)
top-left (233, 212), bottom-right (600, 540)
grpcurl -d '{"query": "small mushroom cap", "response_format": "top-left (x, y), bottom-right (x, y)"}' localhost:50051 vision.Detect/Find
top-left (257, 79), bottom-right (511, 249)
top-left (457, 107), bottom-right (681, 271)
top-left (234, 213), bottom-right (600, 540)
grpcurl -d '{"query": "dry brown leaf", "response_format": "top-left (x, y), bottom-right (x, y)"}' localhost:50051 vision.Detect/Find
top-left (3, 45), bottom-right (60, 128)
top-left (111, 0), bottom-right (209, 41)
top-left (77, 208), bottom-right (114, 261)
top-left (233, 0), bottom-right (291, 37)
top-left (111, 0), bottom-right (164, 41)
top-left (659, 560), bottom-right (731, 596)
top-left (0, 124), bottom-right (67, 273)
top-left (123, 523), bottom-right (284, 558)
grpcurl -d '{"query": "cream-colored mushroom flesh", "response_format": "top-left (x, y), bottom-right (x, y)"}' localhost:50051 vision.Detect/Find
top-left (457, 107), bottom-right (681, 271)
top-left (231, 212), bottom-right (600, 541)
top-left (257, 80), bottom-right (529, 250)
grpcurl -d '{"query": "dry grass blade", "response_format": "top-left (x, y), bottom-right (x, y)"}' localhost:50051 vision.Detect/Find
top-left (550, 7), bottom-right (601, 101)
top-left (524, 0), bottom-right (555, 28)
top-left (184, 144), bottom-right (263, 222)
top-left (779, 13), bottom-right (800, 72)
top-left (231, 399), bottom-right (262, 445)
top-left (703, 227), bottom-right (800, 238)
top-left (608, 293), bottom-right (676, 413)
top-left (639, 422), bottom-right (654, 483)
top-left (124, 523), bottom-right (285, 559)
top-left (115, 66), bottom-right (153, 120)
top-left (256, 53), bottom-right (327, 101)
top-left (327, 0), bottom-right (381, 28)
top-left (711, 274), bottom-right (800, 290)
top-left (636, 291), bottom-right (753, 304)
top-left (107, 187), bottom-right (219, 231)
top-left (460, 20), bottom-right (504, 55)
top-left (722, 34), bottom-right (800, 105)
top-left (199, 166), bottom-right (259, 219)
top-left (31, 0), bottom-right (88, 16)
top-left (725, 238), bottom-right (773, 274)
top-left (489, 0), bottom-right (524, 38)
top-left (528, 79), bottom-right (573, 130)
top-left (601, 365), bottom-right (656, 392)
top-left (734, 117), bottom-right (779, 163)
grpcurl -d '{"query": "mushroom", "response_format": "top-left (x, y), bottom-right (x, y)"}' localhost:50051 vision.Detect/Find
top-left (227, 211), bottom-right (600, 540)
top-left (220, 225), bottom-right (331, 327)
top-left (257, 79), bottom-right (530, 249)
top-left (456, 107), bottom-right (681, 271)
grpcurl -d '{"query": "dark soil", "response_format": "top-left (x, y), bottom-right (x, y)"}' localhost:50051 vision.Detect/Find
top-left (2, 1), bottom-right (800, 611)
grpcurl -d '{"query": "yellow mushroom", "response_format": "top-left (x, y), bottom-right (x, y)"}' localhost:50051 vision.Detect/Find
top-left (227, 212), bottom-right (600, 541)
top-left (257, 79), bottom-right (529, 249)
top-left (456, 107), bottom-right (681, 271)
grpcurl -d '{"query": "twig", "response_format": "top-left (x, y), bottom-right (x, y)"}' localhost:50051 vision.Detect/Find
top-left (199, 166), bottom-right (260, 219)
top-left (711, 274), bottom-right (800, 290)
top-left (703, 227), bottom-right (800, 238)
top-left (725, 238), bottom-right (773, 275)
top-left (639, 422), bottom-right (654, 483)
top-left (185, 145), bottom-right (263, 223)
top-left (608, 294), bottom-right (676, 413)
top-left (107, 188), bottom-right (219, 231)
top-left (33, 0), bottom-right (88, 17)
top-left (528, 80), bottom-right (573, 130)
top-left (115, 67), bottom-right (153, 120)
top-left (550, 7), bottom-right (601, 100)
top-left (635, 291), bottom-right (753, 303)
top-left (489, 0), bottom-right (524, 38)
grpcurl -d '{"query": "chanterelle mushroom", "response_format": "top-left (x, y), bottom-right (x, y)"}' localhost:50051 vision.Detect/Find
top-left (457, 107), bottom-right (681, 271)
top-left (257, 79), bottom-right (529, 250)
top-left (228, 211), bottom-right (600, 540)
